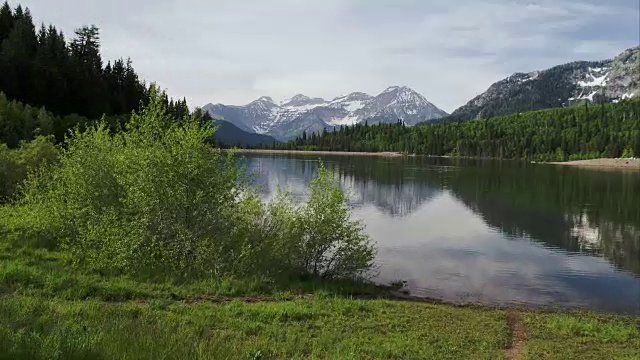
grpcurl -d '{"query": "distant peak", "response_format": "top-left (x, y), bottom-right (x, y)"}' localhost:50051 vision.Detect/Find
top-left (281, 94), bottom-right (326, 107)
top-left (346, 91), bottom-right (372, 98)
top-left (382, 85), bottom-right (414, 93)
top-left (291, 94), bottom-right (310, 101)
top-left (379, 85), bottom-right (423, 98)
top-left (331, 91), bottom-right (373, 102)
top-left (254, 96), bottom-right (275, 104)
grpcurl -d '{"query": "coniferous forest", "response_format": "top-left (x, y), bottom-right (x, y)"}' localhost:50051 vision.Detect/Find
top-left (275, 100), bottom-right (640, 161)
top-left (0, 2), bottom-right (192, 148)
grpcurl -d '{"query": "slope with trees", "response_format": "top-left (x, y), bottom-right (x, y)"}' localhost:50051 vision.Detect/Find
top-left (276, 100), bottom-right (640, 161)
top-left (0, 2), bottom-right (192, 147)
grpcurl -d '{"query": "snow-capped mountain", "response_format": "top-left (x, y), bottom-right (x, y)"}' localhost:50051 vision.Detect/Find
top-left (203, 86), bottom-right (448, 140)
top-left (449, 46), bottom-right (639, 121)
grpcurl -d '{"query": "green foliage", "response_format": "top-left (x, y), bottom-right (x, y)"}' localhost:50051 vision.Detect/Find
top-left (6, 88), bottom-right (374, 282)
top-left (296, 165), bottom-right (375, 278)
top-left (277, 99), bottom-right (640, 162)
top-left (621, 146), bottom-right (634, 158)
top-left (0, 135), bottom-right (59, 203)
top-left (264, 165), bottom-right (376, 279)
top-left (12, 89), bottom-right (245, 279)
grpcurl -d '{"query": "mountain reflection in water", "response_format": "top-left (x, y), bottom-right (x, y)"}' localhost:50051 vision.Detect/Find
top-left (244, 154), bottom-right (640, 313)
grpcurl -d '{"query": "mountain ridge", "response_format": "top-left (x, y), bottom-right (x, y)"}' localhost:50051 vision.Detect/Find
top-left (213, 120), bottom-right (278, 147)
top-left (444, 46), bottom-right (639, 122)
top-left (203, 86), bottom-right (448, 140)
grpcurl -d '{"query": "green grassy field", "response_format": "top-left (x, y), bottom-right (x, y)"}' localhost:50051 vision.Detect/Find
top-left (1, 245), bottom-right (639, 360)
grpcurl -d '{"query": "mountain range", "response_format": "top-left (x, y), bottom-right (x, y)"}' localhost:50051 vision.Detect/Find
top-left (203, 46), bottom-right (639, 142)
top-left (447, 46), bottom-right (639, 121)
top-left (204, 86), bottom-right (448, 141)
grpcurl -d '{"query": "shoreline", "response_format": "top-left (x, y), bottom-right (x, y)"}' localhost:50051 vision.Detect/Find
top-left (231, 150), bottom-right (640, 170)
top-left (545, 158), bottom-right (640, 169)
top-left (229, 149), bottom-right (405, 157)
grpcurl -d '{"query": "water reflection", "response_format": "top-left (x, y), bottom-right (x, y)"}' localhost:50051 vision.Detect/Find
top-left (243, 154), bottom-right (640, 312)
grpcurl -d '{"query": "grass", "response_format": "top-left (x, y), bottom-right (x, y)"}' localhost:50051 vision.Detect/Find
top-left (522, 312), bottom-right (640, 360)
top-left (1, 244), bottom-right (639, 359)
top-left (0, 296), bottom-right (509, 360)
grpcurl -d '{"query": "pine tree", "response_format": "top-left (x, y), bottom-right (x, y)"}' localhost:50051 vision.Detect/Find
top-left (0, 1), bottom-right (13, 42)
top-left (70, 25), bottom-right (101, 69)
top-left (68, 25), bottom-right (108, 118)
top-left (0, 5), bottom-right (37, 103)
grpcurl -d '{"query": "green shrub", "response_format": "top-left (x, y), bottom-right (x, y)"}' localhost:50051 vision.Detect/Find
top-left (12, 88), bottom-right (255, 279)
top-left (0, 136), bottom-right (59, 203)
top-left (264, 165), bottom-right (375, 279)
top-left (621, 146), bottom-right (634, 158)
top-left (7, 87), bottom-right (375, 282)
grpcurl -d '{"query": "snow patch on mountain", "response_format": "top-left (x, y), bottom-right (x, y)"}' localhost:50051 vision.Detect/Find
top-left (204, 87), bottom-right (447, 140)
top-left (344, 100), bottom-right (365, 112)
top-left (579, 75), bottom-right (608, 87)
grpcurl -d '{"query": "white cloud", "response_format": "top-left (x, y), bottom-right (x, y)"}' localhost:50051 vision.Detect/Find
top-left (10, 0), bottom-right (640, 112)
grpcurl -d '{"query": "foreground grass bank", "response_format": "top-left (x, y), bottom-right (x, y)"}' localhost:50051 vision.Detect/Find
top-left (1, 246), bottom-right (639, 360)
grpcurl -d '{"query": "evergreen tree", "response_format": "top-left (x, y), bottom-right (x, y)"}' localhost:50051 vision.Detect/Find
top-left (68, 25), bottom-right (107, 118)
top-left (0, 5), bottom-right (37, 104)
top-left (0, 1), bottom-right (13, 42)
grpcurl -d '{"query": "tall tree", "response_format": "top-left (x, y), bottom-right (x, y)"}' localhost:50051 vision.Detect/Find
top-left (68, 25), bottom-right (107, 118)
top-left (0, 5), bottom-right (37, 104)
top-left (69, 25), bottom-right (101, 69)
top-left (0, 1), bottom-right (13, 42)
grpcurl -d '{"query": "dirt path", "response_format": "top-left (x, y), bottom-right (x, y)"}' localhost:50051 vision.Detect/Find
top-left (505, 310), bottom-right (528, 360)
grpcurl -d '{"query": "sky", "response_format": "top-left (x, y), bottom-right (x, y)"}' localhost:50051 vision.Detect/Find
top-left (11, 0), bottom-right (640, 113)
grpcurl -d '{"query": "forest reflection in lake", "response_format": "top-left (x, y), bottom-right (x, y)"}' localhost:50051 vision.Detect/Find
top-left (243, 154), bottom-right (640, 313)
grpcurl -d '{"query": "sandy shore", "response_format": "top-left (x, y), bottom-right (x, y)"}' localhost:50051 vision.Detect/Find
top-left (230, 149), bottom-right (405, 157)
top-left (546, 158), bottom-right (640, 169)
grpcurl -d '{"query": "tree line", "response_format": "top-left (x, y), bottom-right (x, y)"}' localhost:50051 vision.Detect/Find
top-left (272, 100), bottom-right (640, 161)
top-left (0, 2), bottom-right (197, 148)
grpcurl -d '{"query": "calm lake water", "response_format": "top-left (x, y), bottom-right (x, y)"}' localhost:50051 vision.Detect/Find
top-left (242, 154), bottom-right (640, 313)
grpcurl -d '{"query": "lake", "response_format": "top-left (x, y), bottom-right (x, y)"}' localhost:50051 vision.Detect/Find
top-left (242, 153), bottom-right (640, 313)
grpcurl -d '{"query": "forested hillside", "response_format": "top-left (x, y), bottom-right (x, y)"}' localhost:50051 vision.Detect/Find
top-left (275, 100), bottom-right (640, 161)
top-left (442, 47), bottom-right (639, 122)
top-left (0, 2), bottom-right (190, 147)
top-left (213, 120), bottom-right (279, 148)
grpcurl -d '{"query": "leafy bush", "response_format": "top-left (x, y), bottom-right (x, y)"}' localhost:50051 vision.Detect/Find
top-left (9, 89), bottom-right (251, 279)
top-left (0, 136), bottom-right (59, 203)
top-left (621, 146), bottom-right (634, 158)
top-left (264, 165), bottom-right (375, 279)
top-left (6, 87), bottom-right (375, 282)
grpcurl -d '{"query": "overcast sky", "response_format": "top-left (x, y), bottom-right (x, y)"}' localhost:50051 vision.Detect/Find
top-left (12, 0), bottom-right (640, 112)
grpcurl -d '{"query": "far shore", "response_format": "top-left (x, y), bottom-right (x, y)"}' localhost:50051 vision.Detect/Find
top-left (545, 158), bottom-right (640, 170)
top-left (229, 149), bottom-right (405, 157)
top-left (228, 150), bottom-right (640, 170)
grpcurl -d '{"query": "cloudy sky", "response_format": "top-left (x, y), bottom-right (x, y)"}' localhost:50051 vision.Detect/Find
top-left (13, 0), bottom-right (640, 112)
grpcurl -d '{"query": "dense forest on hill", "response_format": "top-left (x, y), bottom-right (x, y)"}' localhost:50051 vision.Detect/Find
top-left (0, 2), bottom-right (192, 147)
top-left (273, 100), bottom-right (640, 161)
